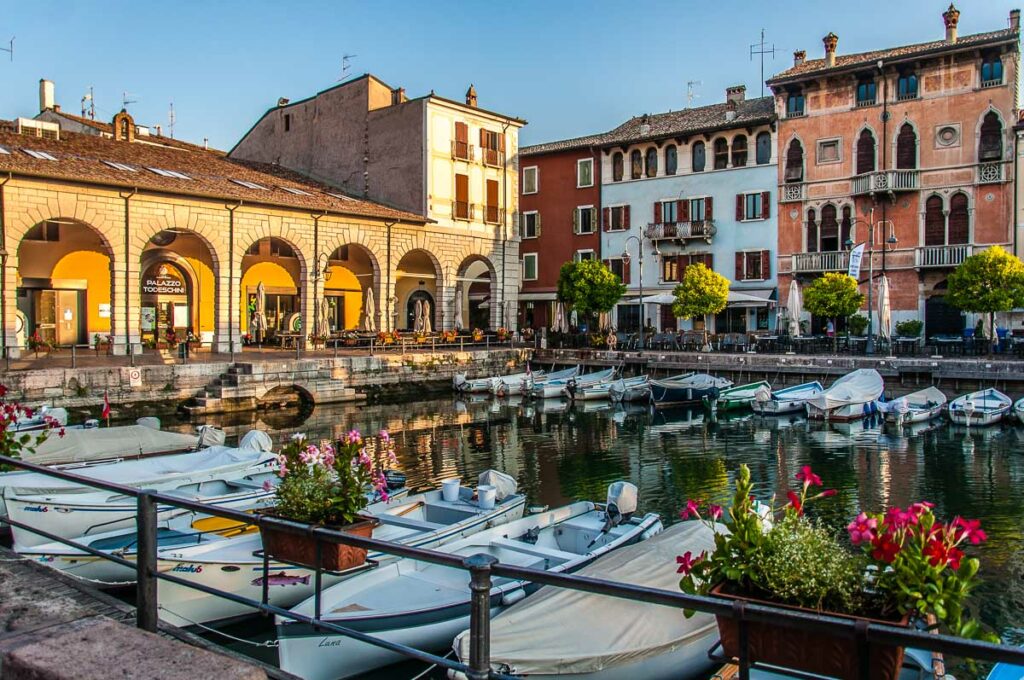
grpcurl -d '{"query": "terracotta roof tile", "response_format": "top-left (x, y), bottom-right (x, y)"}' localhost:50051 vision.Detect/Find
top-left (520, 133), bottom-right (607, 156)
top-left (44, 110), bottom-right (228, 155)
top-left (0, 121), bottom-right (426, 223)
top-left (600, 97), bottom-right (775, 145)
top-left (768, 28), bottom-right (1017, 84)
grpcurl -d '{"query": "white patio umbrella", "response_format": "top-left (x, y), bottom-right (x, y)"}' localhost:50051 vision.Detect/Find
top-left (553, 302), bottom-right (567, 333)
top-left (423, 300), bottom-right (432, 334)
top-left (598, 311), bottom-right (610, 331)
top-left (505, 301), bottom-right (515, 330)
top-left (363, 288), bottom-right (376, 332)
top-left (640, 293), bottom-right (678, 305)
top-left (414, 299), bottom-right (423, 332)
top-left (251, 281), bottom-right (268, 344)
top-left (878, 275), bottom-right (892, 341)
top-left (786, 280), bottom-right (802, 337)
top-left (453, 286), bottom-right (464, 330)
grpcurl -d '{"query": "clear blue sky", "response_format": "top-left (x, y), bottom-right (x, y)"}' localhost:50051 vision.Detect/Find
top-left (0, 0), bottom-right (1018, 150)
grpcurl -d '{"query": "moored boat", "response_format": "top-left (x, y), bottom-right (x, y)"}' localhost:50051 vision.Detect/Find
top-left (531, 367), bottom-right (616, 400)
top-left (454, 370), bottom-right (537, 394)
top-left (1014, 397), bottom-right (1024, 424)
top-left (751, 381), bottom-right (823, 416)
top-left (577, 374), bottom-right (646, 401)
top-left (609, 375), bottom-right (652, 403)
top-left (493, 365), bottom-right (565, 396)
top-left (518, 366), bottom-right (579, 397)
top-left (649, 373), bottom-right (732, 407)
top-left (276, 482), bottom-right (662, 680)
top-left (947, 388), bottom-right (1011, 427)
top-left (880, 386), bottom-right (947, 425)
top-left (804, 369), bottom-right (884, 421)
top-left (717, 381), bottom-right (771, 412)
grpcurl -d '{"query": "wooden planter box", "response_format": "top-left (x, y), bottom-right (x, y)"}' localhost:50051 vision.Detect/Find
top-left (260, 515), bottom-right (379, 572)
top-left (711, 583), bottom-right (910, 680)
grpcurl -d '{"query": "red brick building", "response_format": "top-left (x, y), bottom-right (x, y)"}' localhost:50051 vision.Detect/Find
top-left (769, 5), bottom-right (1019, 338)
top-left (517, 135), bottom-right (603, 329)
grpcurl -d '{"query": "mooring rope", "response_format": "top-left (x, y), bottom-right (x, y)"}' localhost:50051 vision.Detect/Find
top-left (157, 605), bottom-right (279, 648)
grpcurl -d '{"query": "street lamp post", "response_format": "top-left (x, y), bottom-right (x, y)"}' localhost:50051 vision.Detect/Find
top-left (847, 216), bottom-right (898, 356)
top-left (622, 235), bottom-right (644, 350)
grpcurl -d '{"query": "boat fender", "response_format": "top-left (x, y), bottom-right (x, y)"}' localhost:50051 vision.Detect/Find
top-left (500, 588), bottom-right (527, 607)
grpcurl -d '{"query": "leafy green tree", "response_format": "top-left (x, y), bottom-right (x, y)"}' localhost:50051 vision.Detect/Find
top-left (803, 273), bottom-right (865, 352)
top-left (672, 263), bottom-right (729, 348)
top-left (556, 259), bottom-right (626, 330)
top-left (947, 246), bottom-right (1024, 353)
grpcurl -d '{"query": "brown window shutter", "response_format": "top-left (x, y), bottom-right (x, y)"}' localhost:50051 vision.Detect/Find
top-left (679, 199), bottom-right (689, 222)
top-left (675, 199), bottom-right (685, 222)
top-left (499, 134), bottom-right (505, 152)
top-left (624, 205), bottom-right (631, 228)
top-left (736, 194), bottom-right (745, 221)
top-left (761, 191), bottom-right (770, 219)
top-left (706, 196), bottom-right (714, 221)
top-left (623, 259), bottom-right (631, 285)
top-left (676, 254), bottom-right (686, 280)
top-left (603, 259), bottom-right (611, 268)
top-left (572, 208), bottom-right (580, 234)
top-left (603, 207), bottom-right (611, 231)
top-left (479, 128), bottom-right (486, 148)
top-left (654, 202), bottom-right (662, 224)
top-left (735, 252), bottom-right (745, 281)
top-left (455, 122), bottom-right (467, 143)
top-left (536, 212), bottom-right (542, 237)
top-left (704, 253), bottom-right (714, 270)
top-left (761, 250), bottom-right (771, 278)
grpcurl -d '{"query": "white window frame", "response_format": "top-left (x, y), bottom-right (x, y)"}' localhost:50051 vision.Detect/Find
top-left (741, 192), bottom-right (765, 222)
top-left (521, 211), bottom-right (539, 239)
top-left (523, 166), bottom-right (539, 194)
top-left (608, 205), bottom-right (627, 232)
top-left (574, 249), bottom-right (596, 262)
top-left (738, 250), bottom-right (767, 282)
top-left (575, 205), bottom-right (596, 235)
top-left (522, 253), bottom-right (538, 281)
top-left (576, 158), bottom-right (594, 188)
top-left (816, 137), bottom-right (843, 165)
top-left (607, 256), bottom-right (626, 280)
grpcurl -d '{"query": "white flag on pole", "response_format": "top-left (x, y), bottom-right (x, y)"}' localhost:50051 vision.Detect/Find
top-left (847, 244), bottom-right (866, 279)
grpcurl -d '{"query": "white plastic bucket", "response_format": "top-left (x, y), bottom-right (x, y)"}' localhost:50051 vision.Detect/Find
top-left (441, 478), bottom-right (461, 503)
top-left (477, 484), bottom-right (496, 510)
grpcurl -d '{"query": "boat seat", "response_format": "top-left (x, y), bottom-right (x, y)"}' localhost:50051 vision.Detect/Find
top-left (374, 514), bottom-right (446, 532)
top-left (489, 537), bottom-right (578, 563)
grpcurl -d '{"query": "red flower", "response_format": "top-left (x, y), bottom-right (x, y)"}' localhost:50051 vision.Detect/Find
top-left (847, 512), bottom-right (878, 546)
top-left (795, 465), bottom-right (822, 487)
top-left (923, 538), bottom-right (963, 569)
top-left (786, 490), bottom-right (803, 516)
top-left (819, 489), bottom-right (837, 498)
top-left (952, 517), bottom-right (987, 545)
top-left (885, 506), bottom-right (917, 529)
top-left (871, 533), bottom-right (901, 563)
top-left (708, 504), bottom-right (723, 521)
top-left (0, 385), bottom-right (7, 397)
top-left (676, 550), bottom-right (703, 575)
top-left (679, 499), bottom-right (702, 520)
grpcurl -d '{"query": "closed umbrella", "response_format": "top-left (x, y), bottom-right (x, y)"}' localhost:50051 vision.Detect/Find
top-left (453, 286), bottom-right (464, 330)
top-left (878, 275), bottom-right (892, 341)
top-left (786, 280), bottom-right (802, 337)
top-left (252, 281), bottom-right (268, 344)
top-left (423, 300), bottom-right (432, 334)
top-left (318, 297), bottom-right (332, 336)
top-left (364, 288), bottom-right (376, 332)
top-left (414, 299), bottom-right (423, 332)
top-left (598, 311), bottom-right (610, 331)
top-left (554, 302), bottom-right (567, 333)
top-left (504, 301), bottom-right (515, 330)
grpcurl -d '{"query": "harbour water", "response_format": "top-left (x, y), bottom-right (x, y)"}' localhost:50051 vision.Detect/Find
top-left (175, 394), bottom-right (1024, 678)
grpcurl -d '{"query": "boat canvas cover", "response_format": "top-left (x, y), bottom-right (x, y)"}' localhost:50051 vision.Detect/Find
top-left (22, 425), bottom-right (199, 466)
top-left (805, 369), bottom-right (884, 411)
top-left (877, 386), bottom-right (946, 414)
top-left (478, 470), bottom-right (518, 500)
top-left (454, 521), bottom-right (717, 674)
top-left (3, 446), bottom-right (269, 497)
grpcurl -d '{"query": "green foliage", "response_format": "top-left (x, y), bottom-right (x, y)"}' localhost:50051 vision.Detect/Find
top-left (947, 246), bottom-right (1024, 315)
top-left (671, 264), bottom-right (729, 321)
top-left (803, 273), bottom-right (865, 321)
top-left (0, 386), bottom-right (60, 472)
top-left (895, 319), bottom-right (923, 337)
top-left (556, 259), bottom-right (626, 319)
top-left (847, 314), bottom-right (869, 336)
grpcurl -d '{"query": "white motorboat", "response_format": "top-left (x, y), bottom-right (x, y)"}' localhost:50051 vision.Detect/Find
top-left (649, 373), bottom-right (732, 407)
top-left (880, 386), bottom-right (947, 425)
top-left (577, 374), bottom-right (646, 401)
top-left (519, 366), bottom-right (580, 396)
top-left (1016, 397), bottom-right (1024, 424)
top-left (531, 368), bottom-right (616, 400)
top-left (20, 420), bottom-right (222, 467)
top-left (277, 482), bottom-right (662, 680)
top-left (948, 388), bottom-right (1012, 427)
top-left (608, 375), bottom-right (652, 403)
top-left (497, 367), bottom-right (578, 396)
top-left (804, 369), bottom-right (884, 421)
top-left (450, 520), bottom-right (717, 680)
top-left (717, 381), bottom-right (772, 412)
top-left (454, 370), bottom-right (538, 394)
top-left (11, 406), bottom-right (68, 432)
top-left (155, 472), bottom-right (525, 627)
top-left (751, 381), bottom-right (823, 416)
top-left (4, 439), bottom-right (276, 548)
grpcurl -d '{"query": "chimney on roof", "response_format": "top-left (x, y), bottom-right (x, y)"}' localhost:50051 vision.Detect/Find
top-left (726, 85), bottom-right (746, 105)
top-left (39, 79), bottom-right (55, 113)
top-left (112, 109), bottom-right (135, 143)
top-left (155, 125), bottom-right (162, 136)
top-left (1010, 9), bottom-right (1020, 31)
top-left (793, 50), bottom-right (806, 67)
top-left (277, 97), bottom-right (290, 107)
top-left (391, 87), bottom-right (407, 105)
top-left (823, 32), bottom-right (838, 68)
top-left (943, 4), bottom-right (960, 44)
top-left (725, 100), bottom-right (738, 122)
top-left (465, 84), bottom-right (477, 107)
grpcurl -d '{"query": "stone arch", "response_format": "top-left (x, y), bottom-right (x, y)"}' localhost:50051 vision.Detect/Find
top-left (322, 241), bottom-right (382, 332)
top-left (239, 234), bottom-right (310, 338)
top-left (892, 118), bottom-right (920, 170)
top-left (454, 253), bottom-right (499, 331)
top-left (393, 247), bottom-right (443, 331)
top-left (139, 228), bottom-right (222, 344)
top-left (976, 106), bottom-right (1006, 163)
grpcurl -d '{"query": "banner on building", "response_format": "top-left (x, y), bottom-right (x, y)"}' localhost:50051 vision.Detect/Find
top-left (847, 244), bottom-right (866, 279)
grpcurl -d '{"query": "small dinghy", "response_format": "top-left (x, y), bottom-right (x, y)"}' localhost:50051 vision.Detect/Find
top-left (751, 381), bottom-right (822, 416)
top-left (717, 381), bottom-right (771, 412)
top-left (609, 375), bottom-right (652, 403)
top-left (1013, 397), bottom-right (1024, 425)
top-left (451, 520), bottom-right (717, 680)
top-left (948, 388), bottom-right (1012, 427)
top-left (277, 482), bottom-right (663, 680)
top-left (454, 370), bottom-right (539, 394)
top-left (649, 373), bottom-right (732, 407)
top-left (577, 374), bottom-right (646, 401)
top-left (880, 386), bottom-right (947, 425)
top-left (155, 472), bottom-right (523, 627)
top-left (531, 368), bottom-right (616, 400)
top-left (498, 366), bottom-right (577, 397)
top-left (804, 369), bottom-right (884, 421)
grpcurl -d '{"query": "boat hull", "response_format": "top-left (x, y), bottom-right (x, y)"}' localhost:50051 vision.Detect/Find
top-left (751, 398), bottom-right (806, 416)
top-left (649, 384), bottom-right (720, 407)
top-left (948, 408), bottom-right (1008, 427)
top-left (805, 400), bottom-right (881, 422)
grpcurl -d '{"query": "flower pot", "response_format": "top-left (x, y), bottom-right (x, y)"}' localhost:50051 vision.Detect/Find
top-left (260, 515), bottom-right (379, 572)
top-left (710, 583), bottom-right (910, 680)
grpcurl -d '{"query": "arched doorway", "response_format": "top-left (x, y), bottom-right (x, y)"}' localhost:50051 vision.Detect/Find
top-left (140, 230), bottom-right (218, 346)
top-left (455, 255), bottom-right (497, 330)
top-left (240, 237), bottom-right (303, 340)
top-left (406, 290), bottom-right (435, 330)
top-left (324, 244), bottom-right (378, 332)
top-left (16, 219), bottom-right (114, 347)
top-left (139, 259), bottom-right (191, 344)
top-left (395, 249), bottom-right (440, 330)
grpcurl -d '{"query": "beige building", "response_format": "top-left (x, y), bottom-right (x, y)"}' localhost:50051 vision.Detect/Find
top-left (230, 74), bottom-right (526, 330)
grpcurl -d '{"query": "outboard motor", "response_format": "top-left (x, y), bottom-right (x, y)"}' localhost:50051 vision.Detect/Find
top-left (566, 378), bottom-right (578, 401)
top-left (238, 429), bottom-right (273, 452)
top-left (602, 481), bottom-right (638, 533)
top-left (196, 425), bottom-right (227, 448)
top-left (478, 469), bottom-right (518, 500)
top-left (453, 374), bottom-right (469, 392)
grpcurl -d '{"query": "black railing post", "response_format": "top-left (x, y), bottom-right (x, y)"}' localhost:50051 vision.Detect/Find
top-left (856, 619), bottom-right (871, 680)
top-left (71, 344), bottom-right (76, 369)
top-left (464, 553), bottom-right (497, 680)
top-left (735, 600), bottom-right (750, 680)
top-left (135, 490), bottom-right (159, 632)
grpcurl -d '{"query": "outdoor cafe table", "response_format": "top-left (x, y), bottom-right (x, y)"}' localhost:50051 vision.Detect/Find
top-left (755, 335), bottom-right (780, 353)
top-left (790, 336), bottom-right (820, 353)
top-left (932, 336), bottom-right (964, 356)
top-left (892, 336), bottom-right (921, 356)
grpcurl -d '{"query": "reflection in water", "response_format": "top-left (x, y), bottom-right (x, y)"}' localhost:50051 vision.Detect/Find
top-left (167, 395), bottom-right (1024, 663)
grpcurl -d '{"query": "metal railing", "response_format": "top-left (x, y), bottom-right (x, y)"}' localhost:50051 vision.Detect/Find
top-left (644, 220), bottom-right (715, 241)
top-left (852, 170), bottom-right (919, 195)
top-left (916, 244), bottom-right (972, 268)
top-left (3, 454), bottom-right (1024, 680)
top-left (791, 250), bottom-right (850, 273)
top-left (452, 141), bottom-right (475, 162)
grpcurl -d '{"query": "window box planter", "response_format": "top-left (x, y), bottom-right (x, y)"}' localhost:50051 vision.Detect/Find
top-left (260, 513), bottom-right (379, 572)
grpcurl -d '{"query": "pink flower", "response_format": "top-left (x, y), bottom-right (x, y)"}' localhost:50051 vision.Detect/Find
top-left (847, 512), bottom-right (878, 545)
top-left (679, 499), bottom-right (702, 520)
top-left (795, 465), bottom-right (822, 487)
top-left (57, 428), bottom-right (66, 439)
top-left (885, 506), bottom-right (917, 529)
top-left (821, 488), bottom-right (837, 497)
top-left (708, 504), bottom-right (723, 521)
top-left (345, 429), bottom-right (362, 445)
top-left (676, 550), bottom-right (703, 575)
top-left (952, 517), bottom-right (987, 545)
top-left (262, 480), bottom-right (273, 491)
top-left (909, 501), bottom-right (935, 515)
top-left (358, 448), bottom-right (371, 467)
top-left (379, 430), bottom-right (391, 443)
top-left (786, 490), bottom-right (803, 516)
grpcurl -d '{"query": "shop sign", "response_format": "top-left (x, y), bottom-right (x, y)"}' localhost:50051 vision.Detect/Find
top-left (143, 264), bottom-right (186, 295)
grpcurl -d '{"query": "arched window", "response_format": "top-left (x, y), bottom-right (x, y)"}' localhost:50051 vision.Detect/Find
top-left (785, 140), bottom-right (803, 182)
top-left (713, 138), bottom-right (729, 169)
top-left (665, 145), bottom-right (678, 175)
top-left (924, 196), bottom-right (945, 246)
top-left (806, 209), bottom-right (818, 253)
top-left (630, 150), bottom-right (643, 179)
top-left (692, 142), bottom-right (706, 172)
top-left (612, 152), bottom-right (624, 182)
top-left (979, 112), bottom-right (1003, 161)
top-left (856, 129), bottom-right (876, 174)
top-left (896, 123), bottom-right (917, 170)
top-left (645, 147), bottom-right (658, 177)
top-left (731, 135), bottom-right (748, 167)
top-left (755, 132), bottom-right (771, 165)
top-left (841, 206), bottom-right (853, 246)
top-left (948, 193), bottom-right (969, 244)
top-left (820, 205), bottom-right (839, 252)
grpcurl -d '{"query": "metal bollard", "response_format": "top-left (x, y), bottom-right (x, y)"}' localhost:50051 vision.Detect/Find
top-left (135, 490), bottom-right (159, 632)
top-left (71, 344), bottom-right (76, 369)
top-left (464, 553), bottom-right (497, 680)
top-left (129, 340), bottom-right (135, 368)
top-left (486, 335), bottom-right (490, 352)
top-left (296, 338), bottom-right (301, 360)
top-left (369, 338), bottom-right (374, 356)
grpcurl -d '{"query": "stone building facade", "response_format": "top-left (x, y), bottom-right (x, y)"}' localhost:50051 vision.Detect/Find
top-left (769, 5), bottom-right (1020, 337)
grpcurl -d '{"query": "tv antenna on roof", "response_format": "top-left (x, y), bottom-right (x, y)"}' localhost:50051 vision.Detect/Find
top-left (122, 91), bottom-right (138, 110)
top-left (339, 54), bottom-right (357, 82)
top-left (750, 28), bottom-right (776, 97)
top-left (81, 86), bottom-right (95, 120)
top-left (0, 36), bottom-right (13, 62)
top-left (168, 102), bottom-right (176, 139)
top-left (686, 81), bottom-right (702, 108)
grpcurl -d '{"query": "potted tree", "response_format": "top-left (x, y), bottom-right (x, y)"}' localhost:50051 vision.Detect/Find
top-left (672, 263), bottom-right (729, 352)
top-left (261, 429), bottom-right (396, 571)
top-left (947, 246), bottom-right (1024, 354)
top-left (678, 464), bottom-right (994, 680)
top-left (803, 273), bottom-right (865, 352)
top-left (556, 259), bottom-right (626, 337)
